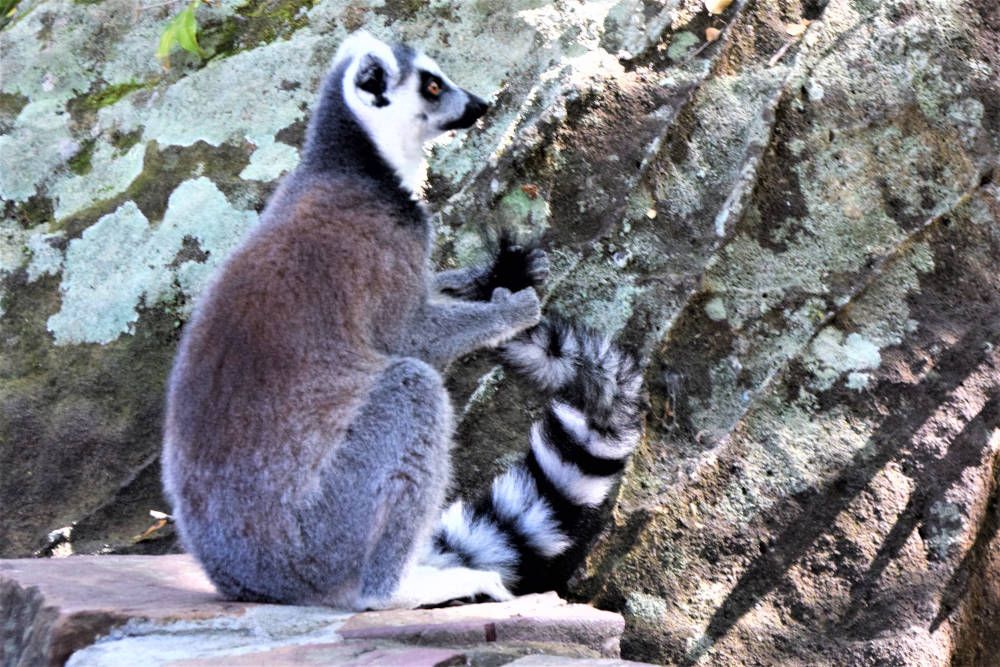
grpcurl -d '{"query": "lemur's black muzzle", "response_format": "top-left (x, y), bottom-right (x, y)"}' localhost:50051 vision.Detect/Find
top-left (440, 93), bottom-right (490, 131)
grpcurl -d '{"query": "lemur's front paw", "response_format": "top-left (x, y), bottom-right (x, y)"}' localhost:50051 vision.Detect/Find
top-left (459, 233), bottom-right (547, 302)
top-left (489, 235), bottom-right (548, 293)
top-left (492, 287), bottom-right (542, 330)
top-left (522, 247), bottom-right (549, 285)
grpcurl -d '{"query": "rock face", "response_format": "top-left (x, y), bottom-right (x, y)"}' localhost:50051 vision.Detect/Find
top-left (0, 554), bottom-right (635, 665)
top-left (1, 0), bottom-right (998, 664)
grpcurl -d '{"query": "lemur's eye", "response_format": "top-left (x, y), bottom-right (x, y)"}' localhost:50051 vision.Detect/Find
top-left (420, 71), bottom-right (445, 100)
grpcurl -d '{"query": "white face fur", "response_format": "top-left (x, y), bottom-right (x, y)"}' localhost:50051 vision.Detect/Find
top-left (337, 31), bottom-right (487, 194)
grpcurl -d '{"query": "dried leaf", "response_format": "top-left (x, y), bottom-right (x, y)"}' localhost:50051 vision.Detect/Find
top-left (521, 183), bottom-right (540, 199)
top-left (133, 518), bottom-right (169, 543)
top-left (704, 0), bottom-right (733, 15)
top-left (705, 27), bottom-right (722, 42)
top-left (785, 19), bottom-right (811, 37)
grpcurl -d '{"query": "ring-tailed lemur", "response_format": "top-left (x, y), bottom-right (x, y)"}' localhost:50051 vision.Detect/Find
top-left (162, 30), bottom-right (641, 611)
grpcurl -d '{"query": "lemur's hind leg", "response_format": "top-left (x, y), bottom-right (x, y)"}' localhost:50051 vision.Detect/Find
top-left (341, 357), bottom-right (512, 610)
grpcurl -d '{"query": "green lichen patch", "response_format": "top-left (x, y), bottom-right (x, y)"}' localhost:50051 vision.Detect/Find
top-left (548, 252), bottom-right (645, 335)
top-left (496, 186), bottom-right (551, 233)
top-left (66, 80), bottom-right (156, 128)
top-left (240, 134), bottom-right (299, 181)
top-left (53, 139), bottom-right (147, 220)
top-left (110, 128), bottom-right (143, 155)
top-left (236, 0), bottom-right (318, 42)
top-left (199, 0), bottom-right (318, 59)
top-left (83, 81), bottom-right (151, 111)
top-left (48, 178), bottom-right (259, 345)
top-left (67, 139), bottom-right (96, 176)
top-left (666, 31), bottom-right (699, 62)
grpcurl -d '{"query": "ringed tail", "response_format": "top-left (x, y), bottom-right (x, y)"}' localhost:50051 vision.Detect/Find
top-left (425, 319), bottom-right (643, 594)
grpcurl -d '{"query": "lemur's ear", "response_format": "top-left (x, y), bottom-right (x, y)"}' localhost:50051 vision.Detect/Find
top-left (355, 54), bottom-right (390, 107)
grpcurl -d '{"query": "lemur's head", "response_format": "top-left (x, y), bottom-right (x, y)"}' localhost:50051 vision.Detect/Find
top-left (334, 31), bottom-right (489, 193)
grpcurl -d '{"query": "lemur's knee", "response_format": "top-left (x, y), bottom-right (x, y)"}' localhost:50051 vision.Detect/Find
top-left (381, 357), bottom-right (443, 395)
top-left (374, 358), bottom-right (451, 432)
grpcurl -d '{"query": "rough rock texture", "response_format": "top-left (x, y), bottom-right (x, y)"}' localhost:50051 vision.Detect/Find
top-left (0, 554), bottom-right (634, 665)
top-left (1, 0), bottom-right (999, 664)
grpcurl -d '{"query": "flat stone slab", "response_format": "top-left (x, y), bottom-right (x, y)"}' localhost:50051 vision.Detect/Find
top-left (0, 554), bottom-right (632, 666)
top-left (173, 643), bottom-right (468, 667)
top-left (340, 591), bottom-right (624, 654)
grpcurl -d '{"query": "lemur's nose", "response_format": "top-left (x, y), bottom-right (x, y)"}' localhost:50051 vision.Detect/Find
top-left (465, 94), bottom-right (489, 122)
top-left (441, 92), bottom-right (491, 131)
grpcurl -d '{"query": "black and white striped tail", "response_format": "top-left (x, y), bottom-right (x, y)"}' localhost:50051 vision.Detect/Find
top-left (425, 320), bottom-right (643, 594)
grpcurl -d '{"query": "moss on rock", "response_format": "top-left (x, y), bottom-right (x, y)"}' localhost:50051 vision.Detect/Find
top-left (66, 139), bottom-right (96, 176)
top-left (200, 0), bottom-right (319, 59)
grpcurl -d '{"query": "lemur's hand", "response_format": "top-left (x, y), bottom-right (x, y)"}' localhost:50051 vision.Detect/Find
top-left (492, 287), bottom-right (542, 330)
top-left (438, 234), bottom-right (548, 302)
top-left (522, 246), bottom-right (549, 286)
top-left (486, 237), bottom-right (548, 294)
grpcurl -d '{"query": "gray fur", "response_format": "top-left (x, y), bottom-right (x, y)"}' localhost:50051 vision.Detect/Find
top-left (161, 32), bottom-right (537, 610)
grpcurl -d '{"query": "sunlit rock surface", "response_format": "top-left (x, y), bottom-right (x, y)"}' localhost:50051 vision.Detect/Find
top-left (1, 0), bottom-right (998, 663)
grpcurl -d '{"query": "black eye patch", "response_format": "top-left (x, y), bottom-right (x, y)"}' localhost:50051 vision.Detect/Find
top-left (419, 71), bottom-right (446, 101)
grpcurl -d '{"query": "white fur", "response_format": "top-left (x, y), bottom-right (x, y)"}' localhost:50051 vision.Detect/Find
top-left (335, 34), bottom-right (471, 194)
top-left (382, 564), bottom-right (512, 609)
top-left (503, 341), bottom-right (574, 390)
top-left (551, 401), bottom-right (591, 444)
top-left (530, 423), bottom-right (615, 507)
top-left (502, 327), bottom-right (580, 391)
top-left (550, 401), bottom-right (638, 460)
top-left (334, 30), bottom-right (397, 68)
top-left (491, 467), bottom-right (570, 558)
top-left (590, 427), bottom-right (641, 459)
top-left (440, 500), bottom-right (519, 582)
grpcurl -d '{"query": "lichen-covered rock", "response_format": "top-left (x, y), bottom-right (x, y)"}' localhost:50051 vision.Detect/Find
top-left (2, 0), bottom-right (998, 664)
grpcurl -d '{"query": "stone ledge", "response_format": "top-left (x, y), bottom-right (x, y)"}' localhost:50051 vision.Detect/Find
top-left (0, 554), bottom-right (648, 666)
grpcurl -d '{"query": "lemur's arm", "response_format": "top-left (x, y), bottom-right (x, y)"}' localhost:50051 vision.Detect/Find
top-left (400, 287), bottom-right (541, 369)
top-left (434, 236), bottom-right (548, 301)
top-left (433, 267), bottom-right (486, 294)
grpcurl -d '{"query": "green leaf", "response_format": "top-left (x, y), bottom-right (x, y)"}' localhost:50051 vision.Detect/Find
top-left (155, 0), bottom-right (206, 68)
top-left (156, 23), bottom-right (178, 68)
top-left (175, 5), bottom-right (205, 58)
